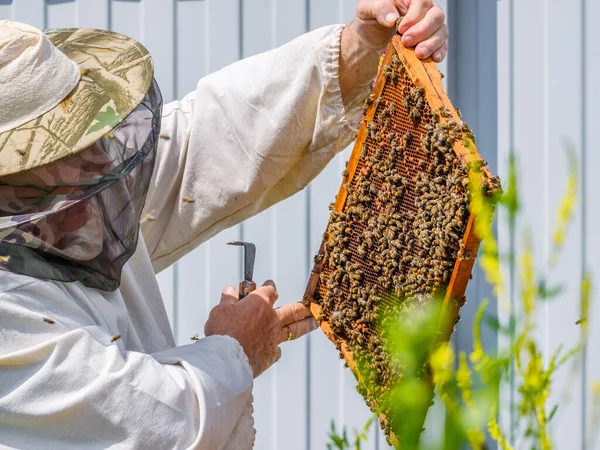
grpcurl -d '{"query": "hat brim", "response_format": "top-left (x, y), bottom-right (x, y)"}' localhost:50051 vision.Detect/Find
top-left (0, 28), bottom-right (154, 177)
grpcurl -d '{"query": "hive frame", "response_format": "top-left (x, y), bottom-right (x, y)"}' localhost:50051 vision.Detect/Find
top-left (303, 35), bottom-right (495, 441)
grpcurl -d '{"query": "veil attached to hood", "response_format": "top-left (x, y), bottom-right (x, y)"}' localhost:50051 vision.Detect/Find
top-left (0, 80), bottom-right (162, 291)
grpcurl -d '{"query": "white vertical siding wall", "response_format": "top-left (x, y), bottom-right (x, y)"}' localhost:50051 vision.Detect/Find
top-left (584, 0), bottom-right (600, 447)
top-left (498, 0), bottom-right (599, 448)
top-left (1, 1), bottom-right (504, 449)
top-left (446, 1), bottom-right (498, 448)
top-left (447, 0), bottom-right (498, 365)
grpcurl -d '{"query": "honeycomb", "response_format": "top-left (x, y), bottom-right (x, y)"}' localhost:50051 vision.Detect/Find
top-left (303, 36), bottom-right (500, 442)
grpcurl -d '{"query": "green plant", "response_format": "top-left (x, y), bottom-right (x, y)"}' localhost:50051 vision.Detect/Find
top-left (327, 416), bottom-right (376, 450)
top-left (326, 152), bottom-right (593, 449)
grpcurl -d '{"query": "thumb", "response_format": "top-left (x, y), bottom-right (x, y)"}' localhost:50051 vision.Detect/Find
top-left (220, 285), bottom-right (239, 305)
top-left (379, 3), bottom-right (400, 27)
top-left (359, 0), bottom-right (400, 28)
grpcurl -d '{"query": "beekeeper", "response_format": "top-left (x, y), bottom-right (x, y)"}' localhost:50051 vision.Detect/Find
top-left (0, 1), bottom-right (447, 448)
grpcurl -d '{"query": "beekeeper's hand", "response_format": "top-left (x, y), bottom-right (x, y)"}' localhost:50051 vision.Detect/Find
top-left (353, 0), bottom-right (448, 61)
top-left (340, 1), bottom-right (447, 104)
top-left (205, 281), bottom-right (317, 378)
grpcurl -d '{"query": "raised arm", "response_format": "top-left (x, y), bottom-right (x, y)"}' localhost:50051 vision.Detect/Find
top-left (143, 25), bottom-right (368, 271)
top-left (143, 1), bottom-right (447, 271)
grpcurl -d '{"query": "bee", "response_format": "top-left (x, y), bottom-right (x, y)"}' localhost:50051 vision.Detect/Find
top-left (191, 334), bottom-right (200, 341)
top-left (389, 102), bottom-right (397, 115)
top-left (409, 108), bottom-right (422, 124)
top-left (111, 335), bottom-right (122, 343)
top-left (459, 119), bottom-right (473, 133)
top-left (412, 85), bottom-right (425, 97)
top-left (382, 64), bottom-right (393, 78)
top-left (183, 197), bottom-right (195, 203)
top-left (459, 251), bottom-right (472, 261)
top-left (331, 310), bottom-right (345, 323)
top-left (401, 96), bottom-right (411, 109)
top-left (43, 317), bottom-right (56, 325)
top-left (0, 255), bottom-right (10, 264)
top-left (448, 129), bottom-right (459, 142)
top-left (160, 134), bottom-right (171, 140)
top-left (367, 121), bottom-right (377, 134)
top-left (438, 106), bottom-right (451, 118)
top-left (420, 135), bottom-right (431, 154)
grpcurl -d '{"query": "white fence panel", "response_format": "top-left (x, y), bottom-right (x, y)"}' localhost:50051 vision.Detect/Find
top-left (497, 0), bottom-right (599, 448)
top-left (584, 0), bottom-right (600, 446)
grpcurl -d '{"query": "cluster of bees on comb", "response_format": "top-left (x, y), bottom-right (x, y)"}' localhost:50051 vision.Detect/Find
top-left (311, 53), bottom-right (501, 438)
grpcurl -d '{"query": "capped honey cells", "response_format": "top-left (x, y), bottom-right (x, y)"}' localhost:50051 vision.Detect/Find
top-left (304, 36), bottom-right (501, 443)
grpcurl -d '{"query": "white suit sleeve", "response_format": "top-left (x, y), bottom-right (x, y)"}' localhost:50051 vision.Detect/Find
top-left (0, 285), bottom-right (253, 450)
top-left (141, 25), bottom-right (370, 271)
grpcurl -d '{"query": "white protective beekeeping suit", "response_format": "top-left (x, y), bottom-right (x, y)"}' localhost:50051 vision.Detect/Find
top-left (0, 22), bottom-right (370, 449)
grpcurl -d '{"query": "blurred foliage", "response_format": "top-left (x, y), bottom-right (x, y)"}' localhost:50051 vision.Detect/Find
top-left (327, 153), bottom-right (596, 449)
top-left (327, 417), bottom-right (375, 450)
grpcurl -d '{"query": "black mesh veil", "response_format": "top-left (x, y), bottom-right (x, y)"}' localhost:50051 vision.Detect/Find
top-left (0, 80), bottom-right (162, 291)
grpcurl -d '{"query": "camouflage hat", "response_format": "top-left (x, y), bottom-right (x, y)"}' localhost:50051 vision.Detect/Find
top-left (0, 25), bottom-right (154, 177)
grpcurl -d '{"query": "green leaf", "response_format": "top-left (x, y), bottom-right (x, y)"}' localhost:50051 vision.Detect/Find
top-left (484, 316), bottom-right (501, 331)
top-left (548, 404), bottom-right (559, 423)
top-left (500, 152), bottom-right (520, 224)
top-left (353, 415), bottom-right (375, 450)
top-left (483, 316), bottom-right (512, 337)
top-left (328, 420), bottom-right (350, 450)
top-left (537, 280), bottom-right (563, 299)
top-left (87, 106), bottom-right (119, 135)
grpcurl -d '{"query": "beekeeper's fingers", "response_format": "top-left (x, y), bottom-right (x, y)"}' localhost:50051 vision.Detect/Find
top-left (275, 302), bottom-right (313, 326)
top-left (278, 317), bottom-right (319, 344)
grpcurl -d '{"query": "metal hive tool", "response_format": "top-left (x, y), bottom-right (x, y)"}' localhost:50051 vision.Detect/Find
top-left (303, 35), bottom-right (499, 443)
